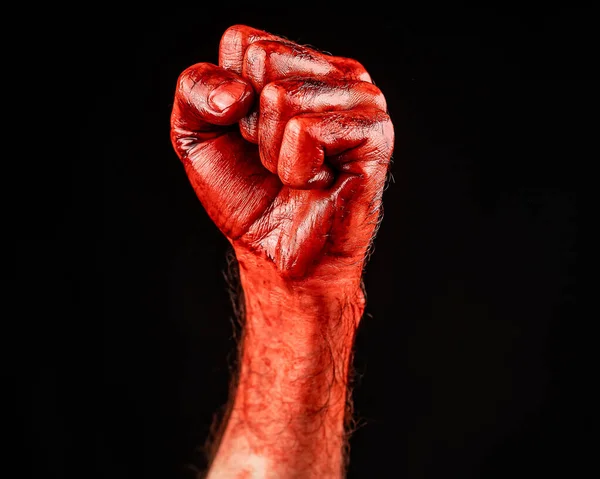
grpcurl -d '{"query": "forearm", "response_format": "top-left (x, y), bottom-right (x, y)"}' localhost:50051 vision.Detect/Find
top-left (171, 22), bottom-right (393, 479)
top-left (206, 249), bottom-right (364, 478)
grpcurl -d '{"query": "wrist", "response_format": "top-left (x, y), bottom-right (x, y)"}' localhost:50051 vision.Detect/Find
top-left (209, 245), bottom-right (364, 476)
top-left (233, 245), bottom-right (366, 332)
top-left (223, 287), bottom-right (357, 473)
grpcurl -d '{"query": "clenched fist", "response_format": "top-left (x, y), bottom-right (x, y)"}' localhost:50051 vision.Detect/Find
top-left (170, 25), bottom-right (394, 477)
top-left (170, 25), bottom-right (394, 282)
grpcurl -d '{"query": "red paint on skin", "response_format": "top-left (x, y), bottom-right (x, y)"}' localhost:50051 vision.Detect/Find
top-left (170, 24), bottom-right (394, 477)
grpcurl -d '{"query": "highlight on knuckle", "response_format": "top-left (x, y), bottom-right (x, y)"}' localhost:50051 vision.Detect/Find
top-left (284, 115), bottom-right (305, 140)
top-left (350, 81), bottom-right (387, 111)
top-left (381, 114), bottom-right (394, 139)
top-left (364, 83), bottom-right (387, 111)
top-left (346, 58), bottom-right (372, 82)
top-left (377, 114), bottom-right (395, 156)
top-left (260, 81), bottom-right (288, 109)
top-left (245, 40), bottom-right (271, 69)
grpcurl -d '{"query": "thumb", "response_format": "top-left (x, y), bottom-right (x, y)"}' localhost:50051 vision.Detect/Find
top-left (171, 63), bottom-right (254, 135)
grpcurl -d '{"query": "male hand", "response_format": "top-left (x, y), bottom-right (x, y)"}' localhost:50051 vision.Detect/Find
top-left (170, 25), bottom-right (394, 477)
top-left (171, 25), bottom-right (394, 284)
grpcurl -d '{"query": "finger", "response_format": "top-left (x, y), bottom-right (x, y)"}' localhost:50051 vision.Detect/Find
top-left (279, 109), bottom-right (394, 264)
top-left (239, 40), bottom-right (372, 144)
top-left (170, 62), bottom-right (280, 240)
top-left (258, 78), bottom-right (387, 175)
top-left (278, 108), bottom-right (394, 190)
top-left (170, 62), bottom-right (254, 154)
top-left (243, 40), bottom-right (371, 93)
top-left (219, 25), bottom-right (371, 144)
top-left (218, 24), bottom-right (286, 74)
top-left (218, 25), bottom-right (288, 142)
top-left (219, 24), bottom-right (370, 84)
top-left (268, 109), bottom-right (393, 277)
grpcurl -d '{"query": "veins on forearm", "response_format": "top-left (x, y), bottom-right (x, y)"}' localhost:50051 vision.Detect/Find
top-left (199, 250), bottom-right (364, 479)
top-left (233, 302), bottom-right (357, 433)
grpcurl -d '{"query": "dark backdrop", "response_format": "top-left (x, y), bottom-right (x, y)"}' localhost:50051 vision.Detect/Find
top-left (17, 6), bottom-right (582, 479)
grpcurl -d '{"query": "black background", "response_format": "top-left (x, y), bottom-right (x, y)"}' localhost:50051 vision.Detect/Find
top-left (16, 5), bottom-right (583, 479)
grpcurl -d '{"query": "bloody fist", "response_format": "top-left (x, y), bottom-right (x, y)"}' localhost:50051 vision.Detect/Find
top-left (170, 25), bottom-right (394, 281)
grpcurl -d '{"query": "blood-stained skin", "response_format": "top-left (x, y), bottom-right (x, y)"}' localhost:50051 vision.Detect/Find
top-left (171, 25), bottom-right (394, 282)
top-left (170, 25), bottom-right (394, 477)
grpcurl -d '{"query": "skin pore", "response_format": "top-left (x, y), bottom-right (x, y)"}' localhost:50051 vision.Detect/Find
top-left (170, 25), bottom-right (394, 478)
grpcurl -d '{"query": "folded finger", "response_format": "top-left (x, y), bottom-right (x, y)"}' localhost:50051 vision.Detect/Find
top-left (218, 24), bottom-right (286, 74)
top-left (277, 108), bottom-right (394, 190)
top-left (243, 40), bottom-right (371, 93)
top-left (258, 78), bottom-right (387, 174)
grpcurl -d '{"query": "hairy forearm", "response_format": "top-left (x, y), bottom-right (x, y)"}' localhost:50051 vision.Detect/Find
top-left (206, 249), bottom-right (365, 478)
top-left (171, 22), bottom-right (393, 479)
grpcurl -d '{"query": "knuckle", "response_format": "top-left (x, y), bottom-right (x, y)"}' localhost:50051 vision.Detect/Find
top-left (377, 113), bottom-right (395, 156)
top-left (284, 116), bottom-right (305, 138)
top-left (380, 114), bottom-right (394, 138)
top-left (346, 57), bottom-right (367, 73)
top-left (246, 39), bottom-right (274, 53)
top-left (245, 40), bottom-right (276, 67)
top-left (361, 82), bottom-right (387, 111)
top-left (341, 57), bottom-right (372, 82)
top-left (244, 41), bottom-right (272, 86)
top-left (245, 40), bottom-right (269, 59)
top-left (260, 81), bottom-right (289, 108)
